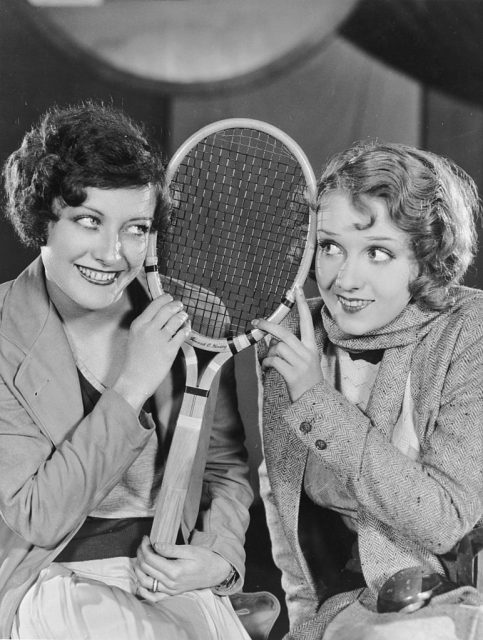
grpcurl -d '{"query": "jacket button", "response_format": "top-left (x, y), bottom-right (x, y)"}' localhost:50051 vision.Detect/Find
top-left (315, 439), bottom-right (327, 450)
top-left (299, 421), bottom-right (312, 434)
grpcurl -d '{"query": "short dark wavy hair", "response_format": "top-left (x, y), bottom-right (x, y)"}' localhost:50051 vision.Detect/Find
top-left (2, 101), bottom-right (169, 248)
top-left (317, 140), bottom-right (480, 310)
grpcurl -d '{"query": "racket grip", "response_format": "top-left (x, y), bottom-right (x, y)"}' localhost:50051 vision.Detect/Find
top-left (150, 486), bottom-right (187, 549)
top-left (149, 411), bottom-right (205, 550)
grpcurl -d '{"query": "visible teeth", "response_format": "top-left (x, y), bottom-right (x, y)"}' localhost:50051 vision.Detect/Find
top-left (77, 266), bottom-right (117, 283)
top-left (338, 296), bottom-right (371, 310)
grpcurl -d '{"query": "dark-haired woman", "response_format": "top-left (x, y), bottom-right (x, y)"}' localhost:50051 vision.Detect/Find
top-left (255, 141), bottom-right (483, 638)
top-left (0, 103), bottom-right (252, 639)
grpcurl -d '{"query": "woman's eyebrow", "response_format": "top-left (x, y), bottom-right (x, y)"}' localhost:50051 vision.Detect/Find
top-left (317, 227), bottom-right (339, 236)
top-left (317, 228), bottom-right (401, 244)
top-left (365, 235), bottom-right (399, 243)
top-left (78, 205), bottom-right (104, 216)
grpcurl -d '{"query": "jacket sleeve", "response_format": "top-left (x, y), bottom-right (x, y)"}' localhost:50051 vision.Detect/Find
top-left (188, 358), bottom-right (254, 594)
top-left (0, 384), bottom-right (155, 548)
top-left (283, 305), bottom-right (483, 555)
top-left (258, 458), bottom-right (319, 626)
top-left (256, 346), bottom-right (319, 624)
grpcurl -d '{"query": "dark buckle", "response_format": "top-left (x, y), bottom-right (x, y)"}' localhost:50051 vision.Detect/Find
top-left (377, 566), bottom-right (457, 613)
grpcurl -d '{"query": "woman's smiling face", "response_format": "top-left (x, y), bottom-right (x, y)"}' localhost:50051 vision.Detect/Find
top-left (315, 190), bottom-right (419, 336)
top-left (41, 186), bottom-right (156, 315)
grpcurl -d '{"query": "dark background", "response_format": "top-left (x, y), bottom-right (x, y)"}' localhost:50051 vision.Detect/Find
top-left (1, 2), bottom-right (482, 637)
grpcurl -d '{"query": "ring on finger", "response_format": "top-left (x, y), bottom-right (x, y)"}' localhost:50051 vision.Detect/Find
top-left (151, 577), bottom-right (158, 592)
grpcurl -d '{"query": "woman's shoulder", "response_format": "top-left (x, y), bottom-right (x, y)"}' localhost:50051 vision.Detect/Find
top-left (450, 283), bottom-right (483, 303)
top-left (424, 285), bottom-right (483, 351)
top-left (444, 285), bottom-right (483, 324)
top-left (0, 258), bottom-right (50, 349)
top-left (0, 279), bottom-right (14, 308)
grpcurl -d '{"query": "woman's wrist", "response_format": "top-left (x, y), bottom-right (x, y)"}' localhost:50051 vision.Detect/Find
top-left (111, 376), bottom-right (150, 414)
top-left (214, 564), bottom-right (239, 592)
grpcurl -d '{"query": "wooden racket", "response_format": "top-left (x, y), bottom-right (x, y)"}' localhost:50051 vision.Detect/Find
top-left (145, 118), bottom-right (316, 550)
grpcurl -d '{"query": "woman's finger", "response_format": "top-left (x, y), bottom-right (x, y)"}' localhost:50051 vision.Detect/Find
top-left (151, 301), bottom-right (186, 330)
top-left (252, 318), bottom-right (300, 347)
top-left (162, 311), bottom-right (190, 337)
top-left (261, 354), bottom-right (293, 380)
top-left (295, 286), bottom-right (317, 348)
top-left (136, 585), bottom-right (167, 602)
top-left (134, 557), bottom-right (178, 595)
top-left (154, 542), bottom-right (195, 560)
top-left (137, 538), bottom-right (175, 577)
top-left (134, 293), bottom-right (176, 324)
top-left (267, 340), bottom-right (304, 368)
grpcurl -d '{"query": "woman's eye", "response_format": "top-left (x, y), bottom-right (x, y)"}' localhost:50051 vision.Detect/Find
top-left (124, 223), bottom-right (151, 236)
top-left (318, 240), bottom-right (343, 256)
top-left (75, 216), bottom-right (99, 229)
top-left (368, 247), bottom-right (393, 262)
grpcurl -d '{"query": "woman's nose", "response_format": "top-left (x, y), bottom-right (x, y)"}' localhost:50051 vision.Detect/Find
top-left (93, 230), bottom-right (122, 264)
top-left (335, 257), bottom-right (362, 290)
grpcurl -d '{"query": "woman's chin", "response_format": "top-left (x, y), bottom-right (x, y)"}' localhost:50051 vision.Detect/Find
top-left (332, 310), bottom-right (378, 337)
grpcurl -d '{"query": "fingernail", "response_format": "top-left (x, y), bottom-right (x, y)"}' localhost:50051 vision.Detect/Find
top-left (251, 319), bottom-right (259, 327)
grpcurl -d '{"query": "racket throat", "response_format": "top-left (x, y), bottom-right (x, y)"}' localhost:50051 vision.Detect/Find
top-left (185, 386), bottom-right (210, 397)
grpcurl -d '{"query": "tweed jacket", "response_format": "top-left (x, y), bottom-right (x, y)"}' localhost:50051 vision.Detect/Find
top-left (0, 257), bottom-right (253, 638)
top-left (258, 286), bottom-right (483, 637)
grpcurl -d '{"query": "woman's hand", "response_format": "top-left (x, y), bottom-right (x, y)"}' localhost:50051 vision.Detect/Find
top-left (254, 286), bottom-right (323, 402)
top-left (112, 294), bottom-right (190, 412)
top-left (134, 536), bottom-right (232, 601)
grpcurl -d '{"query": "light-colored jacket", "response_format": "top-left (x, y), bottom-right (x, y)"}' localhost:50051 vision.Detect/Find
top-left (0, 257), bottom-right (253, 638)
top-left (258, 288), bottom-right (483, 636)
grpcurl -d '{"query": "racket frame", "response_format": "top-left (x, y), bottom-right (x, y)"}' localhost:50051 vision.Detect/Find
top-left (145, 117), bottom-right (317, 354)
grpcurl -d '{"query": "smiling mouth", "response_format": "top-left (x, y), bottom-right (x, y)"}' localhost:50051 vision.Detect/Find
top-left (76, 265), bottom-right (119, 285)
top-left (337, 295), bottom-right (373, 312)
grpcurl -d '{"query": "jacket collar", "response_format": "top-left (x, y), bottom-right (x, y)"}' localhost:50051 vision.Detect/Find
top-left (1, 257), bottom-right (53, 351)
top-left (0, 257), bottom-right (84, 445)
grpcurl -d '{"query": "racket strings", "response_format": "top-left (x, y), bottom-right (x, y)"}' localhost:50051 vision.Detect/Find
top-left (158, 128), bottom-right (311, 340)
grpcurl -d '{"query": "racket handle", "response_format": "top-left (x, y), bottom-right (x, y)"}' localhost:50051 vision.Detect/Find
top-left (149, 354), bottom-right (226, 552)
top-left (150, 485), bottom-right (187, 549)
top-left (150, 411), bottom-right (205, 550)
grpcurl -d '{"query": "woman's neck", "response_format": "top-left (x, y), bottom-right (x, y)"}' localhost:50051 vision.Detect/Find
top-left (48, 284), bottom-right (137, 387)
top-left (46, 279), bottom-right (134, 335)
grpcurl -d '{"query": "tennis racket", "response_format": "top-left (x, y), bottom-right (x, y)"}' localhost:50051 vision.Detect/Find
top-left (145, 118), bottom-right (317, 550)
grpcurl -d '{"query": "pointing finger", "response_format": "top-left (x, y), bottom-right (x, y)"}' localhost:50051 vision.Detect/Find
top-left (295, 286), bottom-right (317, 348)
top-left (251, 318), bottom-right (297, 344)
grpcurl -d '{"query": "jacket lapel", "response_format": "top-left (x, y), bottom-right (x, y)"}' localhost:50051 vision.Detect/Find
top-left (1, 258), bottom-right (84, 445)
top-left (364, 342), bottom-right (415, 439)
top-left (357, 340), bottom-right (437, 593)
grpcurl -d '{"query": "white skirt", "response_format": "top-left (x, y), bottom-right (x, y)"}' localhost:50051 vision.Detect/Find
top-left (12, 557), bottom-right (250, 640)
